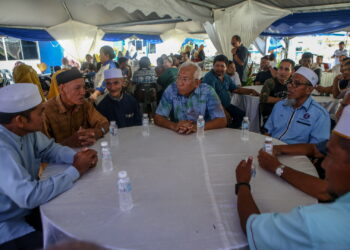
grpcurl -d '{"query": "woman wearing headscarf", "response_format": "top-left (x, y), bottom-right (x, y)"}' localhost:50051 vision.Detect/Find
top-left (13, 64), bottom-right (46, 101)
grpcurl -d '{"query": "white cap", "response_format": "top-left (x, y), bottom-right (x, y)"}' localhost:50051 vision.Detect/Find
top-left (333, 105), bottom-right (350, 140)
top-left (100, 141), bottom-right (108, 147)
top-left (118, 171), bottom-right (127, 178)
top-left (265, 136), bottom-right (273, 142)
top-left (104, 68), bottom-right (123, 80)
top-left (295, 67), bottom-right (318, 87)
top-left (0, 83), bottom-right (42, 113)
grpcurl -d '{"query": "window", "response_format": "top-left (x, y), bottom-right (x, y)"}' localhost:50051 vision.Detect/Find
top-left (22, 41), bottom-right (39, 60)
top-left (0, 42), bottom-right (5, 61)
top-left (4, 37), bottom-right (23, 60)
top-left (0, 37), bottom-right (39, 61)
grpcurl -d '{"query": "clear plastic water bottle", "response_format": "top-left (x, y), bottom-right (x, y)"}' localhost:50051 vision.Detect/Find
top-left (118, 171), bottom-right (133, 212)
top-left (142, 113), bottom-right (150, 136)
top-left (264, 137), bottom-right (273, 154)
top-left (109, 121), bottom-right (118, 136)
top-left (109, 121), bottom-right (119, 147)
top-left (241, 116), bottom-right (249, 141)
top-left (197, 115), bottom-right (205, 138)
top-left (100, 141), bottom-right (114, 172)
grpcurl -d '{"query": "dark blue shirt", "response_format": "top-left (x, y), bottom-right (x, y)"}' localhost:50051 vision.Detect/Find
top-left (97, 93), bottom-right (142, 128)
top-left (202, 70), bottom-right (237, 108)
top-left (234, 45), bottom-right (248, 81)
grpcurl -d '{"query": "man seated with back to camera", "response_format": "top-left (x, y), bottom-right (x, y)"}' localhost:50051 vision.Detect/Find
top-left (154, 62), bottom-right (227, 134)
top-left (96, 68), bottom-right (142, 128)
top-left (264, 67), bottom-right (330, 144)
top-left (235, 105), bottom-right (350, 249)
top-left (43, 68), bottom-right (109, 148)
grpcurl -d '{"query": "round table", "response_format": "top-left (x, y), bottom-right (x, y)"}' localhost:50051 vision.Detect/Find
top-left (231, 86), bottom-right (340, 132)
top-left (41, 127), bottom-right (317, 250)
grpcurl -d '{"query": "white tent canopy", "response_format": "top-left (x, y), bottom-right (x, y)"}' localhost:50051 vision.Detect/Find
top-left (0, 0), bottom-right (349, 60)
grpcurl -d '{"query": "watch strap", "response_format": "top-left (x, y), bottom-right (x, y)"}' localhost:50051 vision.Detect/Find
top-left (235, 182), bottom-right (251, 195)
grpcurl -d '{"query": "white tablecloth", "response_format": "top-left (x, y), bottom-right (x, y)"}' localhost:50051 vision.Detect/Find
top-left (231, 86), bottom-right (340, 132)
top-left (41, 127), bottom-right (317, 250)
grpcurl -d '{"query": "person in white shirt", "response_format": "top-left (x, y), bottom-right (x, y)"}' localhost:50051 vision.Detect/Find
top-left (226, 60), bottom-right (241, 86)
top-left (332, 41), bottom-right (348, 65)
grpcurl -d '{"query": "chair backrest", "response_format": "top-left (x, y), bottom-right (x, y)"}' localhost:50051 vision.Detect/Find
top-left (134, 83), bottom-right (157, 103)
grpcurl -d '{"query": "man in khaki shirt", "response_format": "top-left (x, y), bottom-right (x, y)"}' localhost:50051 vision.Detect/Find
top-left (43, 68), bottom-right (109, 147)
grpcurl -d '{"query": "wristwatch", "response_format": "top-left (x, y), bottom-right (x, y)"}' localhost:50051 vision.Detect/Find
top-left (235, 182), bottom-right (251, 194)
top-left (275, 165), bottom-right (285, 177)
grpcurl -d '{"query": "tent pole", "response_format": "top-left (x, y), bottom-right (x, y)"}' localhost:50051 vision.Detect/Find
top-left (284, 37), bottom-right (290, 59)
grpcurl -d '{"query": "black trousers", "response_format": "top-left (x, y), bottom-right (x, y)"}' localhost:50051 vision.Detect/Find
top-left (0, 208), bottom-right (43, 250)
top-left (0, 231), bottom-right (43, 250)
top-left (225, 104), bottom-right (245, 129)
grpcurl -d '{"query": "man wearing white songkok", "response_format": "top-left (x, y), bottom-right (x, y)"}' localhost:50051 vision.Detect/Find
top-left (96, 68), bottom-right (142, 128)
top-left (0, 84), bottom-right (98, 249)
top-left (235, 105), bottom-right (350, 249)
top-left (265, 66), bottom-right (330, 144)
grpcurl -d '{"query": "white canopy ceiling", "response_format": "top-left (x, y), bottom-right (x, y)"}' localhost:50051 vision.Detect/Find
top-left (0, 0), bottom-right (349, 60)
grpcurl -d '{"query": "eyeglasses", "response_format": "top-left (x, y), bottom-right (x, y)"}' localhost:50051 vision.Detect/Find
top-left (286, 79), bottom-right (312, 88)
top-left (176, 77), bottom-right (195, 83)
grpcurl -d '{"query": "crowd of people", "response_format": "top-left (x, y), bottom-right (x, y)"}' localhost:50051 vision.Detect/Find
top-left (0, 35), bottom-right (350, 249)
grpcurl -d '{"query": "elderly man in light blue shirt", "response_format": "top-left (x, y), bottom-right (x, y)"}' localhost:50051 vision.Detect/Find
top-left (235, 105), bottom-right (350, 249)
top-left (264, 67), bottom-right (330, 144)
top-left (0, 84), bottom-right (98, 249)
top-left (154, 61), bottom-right (226, 134)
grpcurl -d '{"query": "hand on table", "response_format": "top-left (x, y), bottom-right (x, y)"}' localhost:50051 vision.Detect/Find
top-left (250, 89), bottom-right (260, 96)
top-left (235, 156), bottom-right (253, 183)
top-left (69, 127), bottom-right (97, 147)
top-left (175, 121), bottom-right (196, 135)
top-left (73, 148), bottom-right (98, 175)
top-left (257, 149), bottom-right (281, 174)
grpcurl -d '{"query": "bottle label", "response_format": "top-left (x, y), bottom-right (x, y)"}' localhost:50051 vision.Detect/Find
top-left (110, 127), bottom-right (117, 136)
top-left (197, 121), bottom-right (205, 128)
top-left (264, 144), bottom-right (273, 153)
top-left (119, 182), bottom-right (132, 192)
top-left (242, 122), bottom-right (249, 130)
top-left (143, 118), bottom-right (149, 126)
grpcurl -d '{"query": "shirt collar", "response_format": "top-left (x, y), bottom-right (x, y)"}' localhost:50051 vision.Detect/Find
top-left (103, 60), bottom-right (113, 66)
top-left (0, 124), bottom-right (22, 144)
top-left (210, 69), bottom-right (229, 82)
top-left (283, 96), bottom-right (313, 111)
top-left (56, 95), bottom-right (81, 114)
top-left (300, 96), bottom-right (313, 111)
top-left (108, 93), bottom-right (124, 101)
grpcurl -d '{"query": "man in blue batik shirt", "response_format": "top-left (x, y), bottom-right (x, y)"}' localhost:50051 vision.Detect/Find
top-left (235, 105), bottom-right (350, 250)
top-left (0, 84), bottom-right (98, 249)
top-left (154, 62), bottom-right (227, 134)
top-left (264, 67), bottom-right (330, 144)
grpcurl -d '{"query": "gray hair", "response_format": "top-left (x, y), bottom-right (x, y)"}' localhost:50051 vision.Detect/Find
top-left (179, 61), bottom-right (202, 80)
